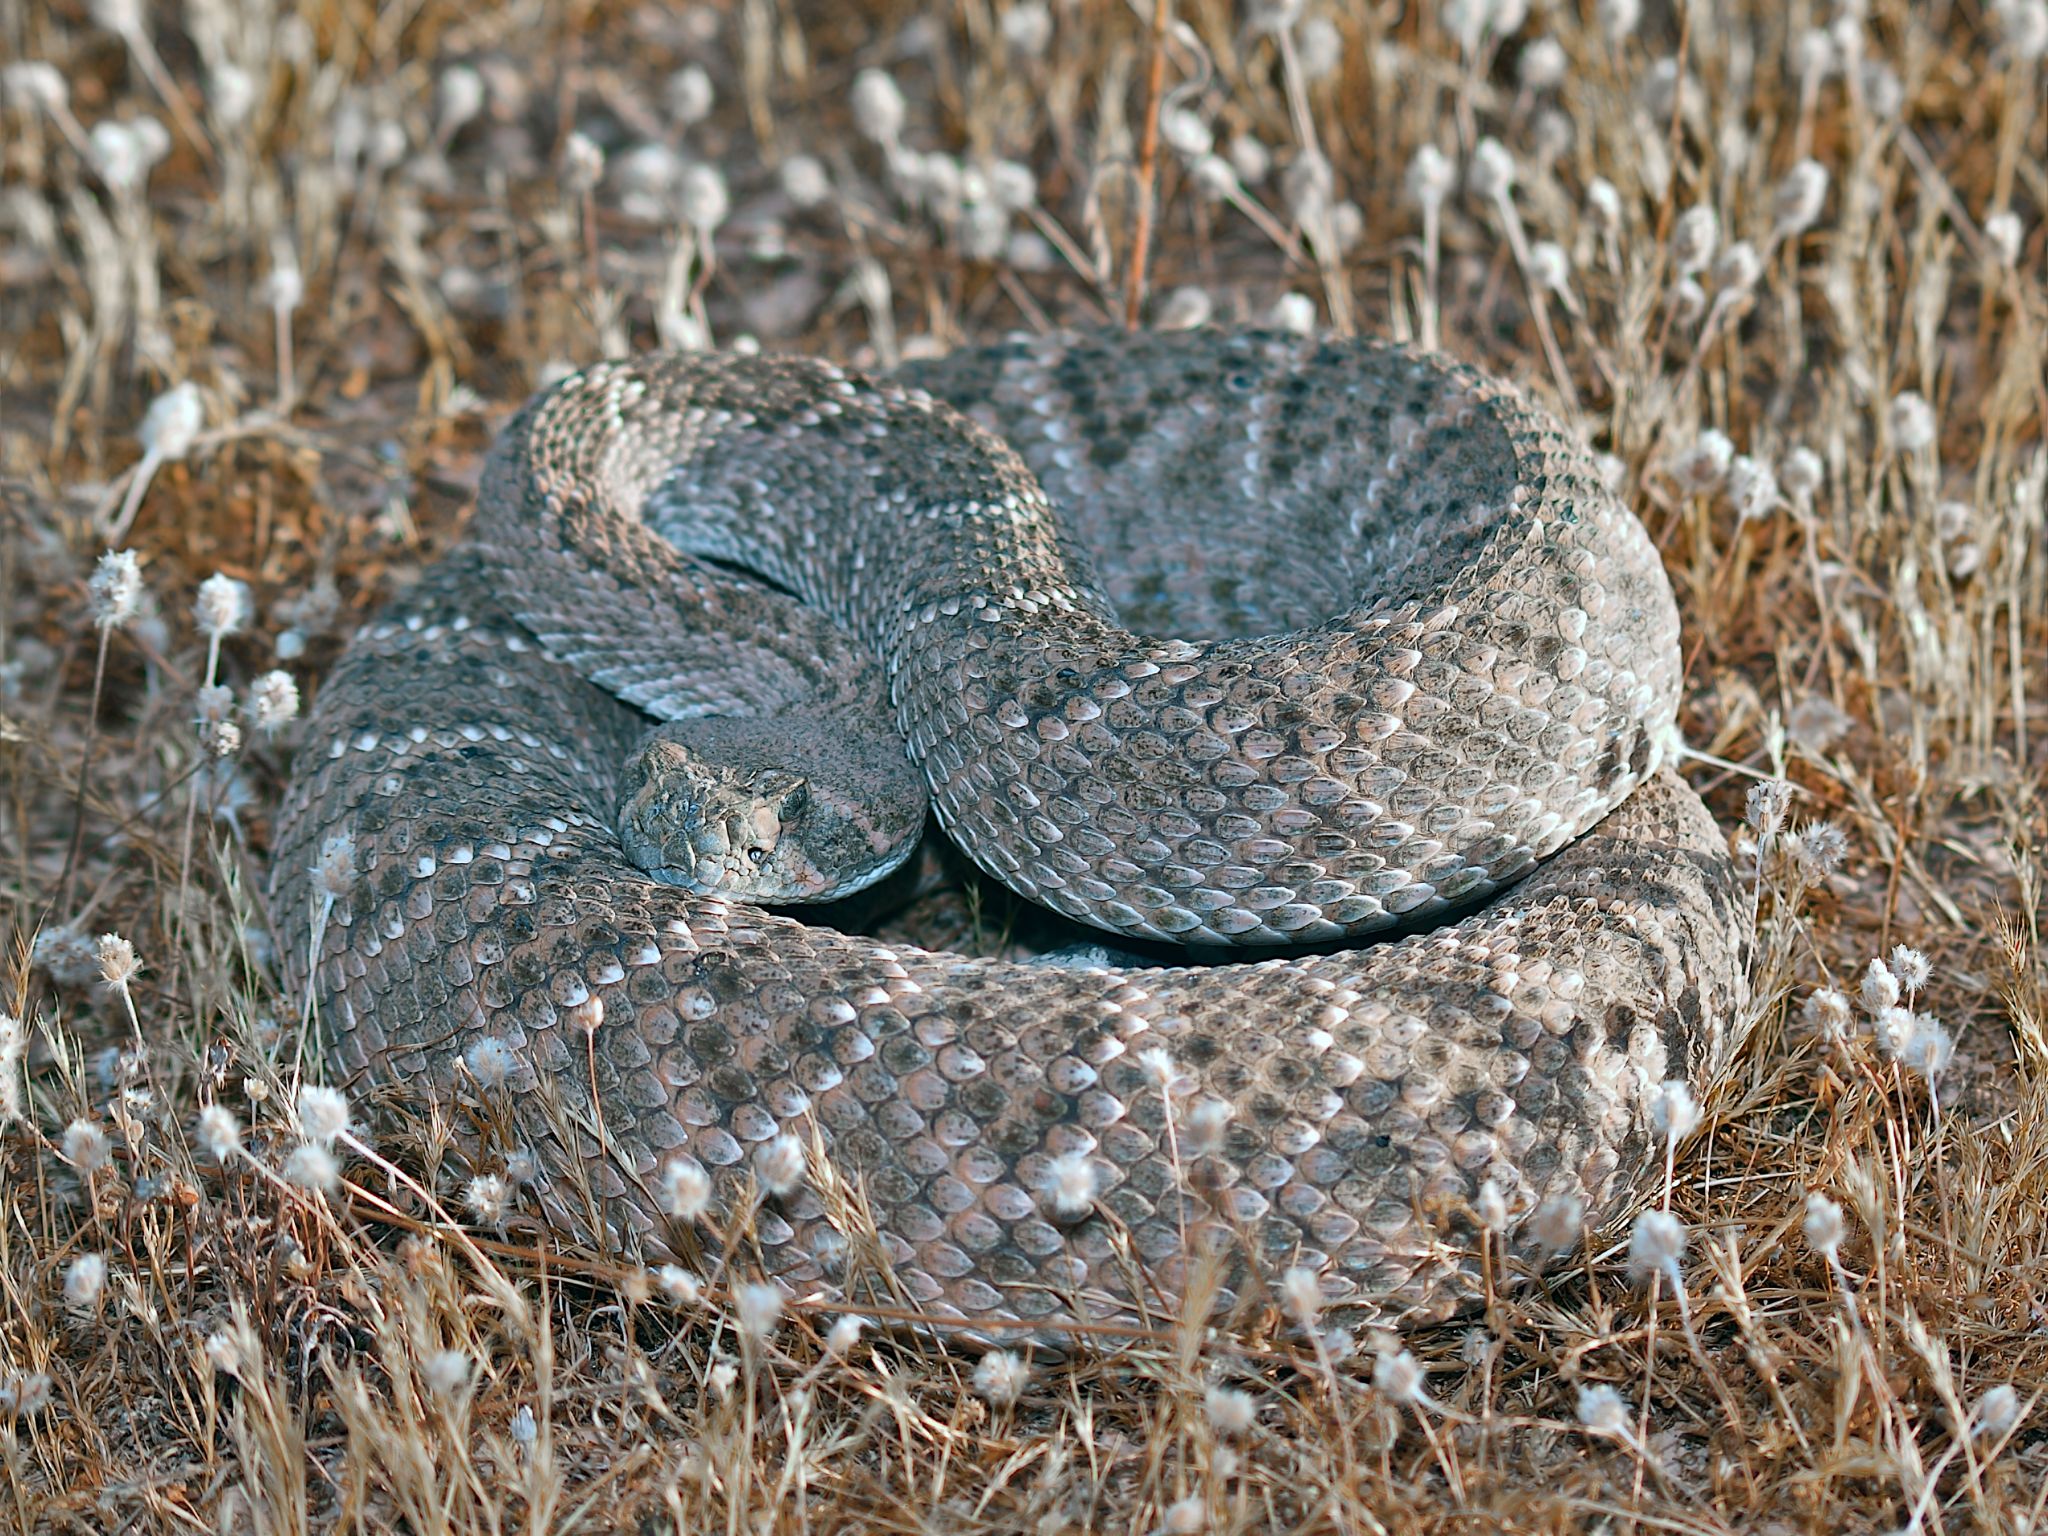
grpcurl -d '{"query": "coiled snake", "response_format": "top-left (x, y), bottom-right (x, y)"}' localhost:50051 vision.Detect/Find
top-left (274, 331), bottom-right (1746, 1332)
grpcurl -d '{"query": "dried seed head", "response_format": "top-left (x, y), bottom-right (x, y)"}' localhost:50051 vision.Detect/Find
top-left (735, 1281), bottom-right (784, 1342)
top-left (1887, 391), bottom-right (1938, 453)
top-left (678, 163), bottom-right (730, 233)
top-left (0, 1013), bottom-right (23, 1125)
top-left (1995, 0), bottom-right (2048, 61)
top-left (1626, 1209), bottom-right (1688, 1287)
top-left (1772, 158), bottom-right (1830, 236)
top-left (89, 549), bottom-right (146, 630)
top-left (824, 1314), bottom-right (865, 1357)
top-left (1714, 239), bottom-right (1761, 293)
top-left (312, 831), bottom-right (358, 901)
top-left (296, 1084), bottom-right (350, 1144)
top-left (665, 64), bottom-right (714, 127)
top-left (1475, 1179), bottom-right (1510, 1231)
top-left (850, 69), bottom-right (906, 146)
top-left (1586, 177), bottom-right (1622, 227)
top-left (1518, 35), bottom-right (1568, 89)
top-left (1184, 1097), bottom-right (1233, 1156)
top-left (283, 1141), bottom-right (340, 1192)
top-left (656, 1265), bottom-right (704, 1305)
top-left (1282, 149), bottom-right (1334, 225)
top-left (1203, 1385), bottom-right (1257, 1435)
top-left (95, 932), bottom-right (141, 988)
top-left (435, 64), bottom-right (485, 140)
top-left (1649, 1080), bottom-right (1702, 1145)
top-left (754, 1132), bottom-right (806, 1197)
top-left (1802, 988), bottom-right (1853, 1041)
top-left (660, 1155), bottom-right (712, 1221)
top-left (194, 573), bottom-right (251, 642)
top-left (1888, 945), bottom-right (1931, 992)
top-left (1859, 957), bottom-right (1900, 1015)
top-left (559, 131), bottom-right (604, 192)
top-left (64, 1253), bottom-right (108, 1310)
top-left (1802, 1191), bottom-right (1845, 1258)
top-left (1975, 1384), bottom-right (2022, 1439)
top-left (1779, 445), bottom-right (1825, 502)
top-left (464, 1036), bottom-right (516, 1088)
top-left (1267, 292), bottom-right (1316, 335)
top-left (1373, 1347), bottom-right (1429, 1405)
top-left (973, 1348), bottom-right (1030, 1406)
top-left (1577, 1382), bottom-right (1632, 1434)
top-left (1229, 133), bottom-right (1272, 184)
top-left (1527, 240), bottom-right (1570, 292)
top-left (1529, 1192), bottom-right (1584, 1252)
top-left (1670, 205), bottom-right (1719, 275)
top-left (1297, 15), bottom-right (1343, 80)
top-left (464, 1173), bottom-right (512, 1225)
top-left (1155, 287), bottom-right (1213, 332)
top-left (1405, 143), bottom-right (1456, 213)
top-left (63, 1118), bottom-right (111, 1173)
top-left (1001, 2), bottom-right (1053, 56)
top-left (198, 1104), bottom-right (242, 1158)
top-left (247, 670), bottom-right (299, 734)
top-left (780, 154), bottom-right (831, 211)
top-left (1898, 1015), bottom-right (1954, 1081)
top-left (422, 1349), bottom-right (472, 1395)
top-left (1467, 137), bottom-right (1516, 201)
top-left (1873, 1005), bottom-right (1915, 1056)
top-left (1674, 429), bottom-right (1735, 492)
top-left (4, 61), bottom-right (69, 111)
top-left (1985, 210), bottom-right (2025, 267)
top-left (1042, 1149), bottom-right (1099, 1219)
top-left (1727, 455), bottom-right (1780, 520)
top-left (1279, 1265), bottom-right (1323, 1326)
top-left (1745, 780), bottom-right (1792, 843)
top-left (1162, 1498), bottom-right (1207, 1535)
top-left (1161, 107), bottom-right (1213, 159)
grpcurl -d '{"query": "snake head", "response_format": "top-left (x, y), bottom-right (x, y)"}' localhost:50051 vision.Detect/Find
top-left (616, 715), bottom-right (923, 902)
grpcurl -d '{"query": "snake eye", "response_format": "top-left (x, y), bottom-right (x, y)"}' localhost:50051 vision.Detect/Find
top-left (748, 846), bottom-right (768, 865)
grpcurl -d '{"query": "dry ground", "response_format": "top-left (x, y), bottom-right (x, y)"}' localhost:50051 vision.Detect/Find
top-left (3, 0), bottom-right (2046, 1530)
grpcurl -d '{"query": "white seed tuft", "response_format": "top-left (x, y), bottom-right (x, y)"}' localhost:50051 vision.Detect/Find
top-left (1372, 1347), bottom-right (1429, 1405)
top-left (198, 1104), bottom-right (242, 1158)
top-left (296, 1084), bottom-right (350, 1144)
top-left (1626, 1209), bottom-right (1688, 1287)
top-left (973, 1348), bottom-right (1030, 1405)
top-left (89, 550), bottom-right (146, 630)
top-left (754, 1133), bottom-right (806, 1197)
top-left (63, 1118), bottom-right (112, 1173)
top-left (660, 1155), bottom-right (712, 1221)
top-left (1042, 1149), bottom-right (1098, 1219)
top-left (65, 1253), bottom-right (108, 1310)
top-left (734, 1281), bottom-right (784, 1342)
top-left (1886, 391), bottom-right (1938, 454)
top-left (194, 573), bottom-right (251, 642)
top-left (1802, 1191), bottom-right (1845, 1258)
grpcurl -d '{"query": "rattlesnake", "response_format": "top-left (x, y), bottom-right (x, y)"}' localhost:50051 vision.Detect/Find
top-left (273, 331), bottom-right (1746, 1332)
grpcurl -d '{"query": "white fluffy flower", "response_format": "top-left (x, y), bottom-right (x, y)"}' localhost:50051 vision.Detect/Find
top-left (660, 1155), bottom-right (712, 1221)
top-left (1887, 391), bottom-right (1938, 453)
top-left (850, 69), bottom-right (906, 146)
top-left (973, 1348), bottom-right (1030, 1406)
top-left (1042, 1149), bottom-right (1098, 1219)
top-left (1626, 1209), bottom-right (1688, 1286)
top-left (296, 1084), bottom-right (350, 1144)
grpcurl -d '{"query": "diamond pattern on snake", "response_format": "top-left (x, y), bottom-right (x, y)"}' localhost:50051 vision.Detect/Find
top-left (273, 330), bottom-right (1746, 1333)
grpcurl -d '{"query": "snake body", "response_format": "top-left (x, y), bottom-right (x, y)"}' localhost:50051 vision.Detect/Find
top-left (274, 332), bottom-right (1746, 1330)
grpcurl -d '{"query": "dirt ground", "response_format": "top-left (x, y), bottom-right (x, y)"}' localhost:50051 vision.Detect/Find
top-left (2, 0), bottom-right (2046, 1530)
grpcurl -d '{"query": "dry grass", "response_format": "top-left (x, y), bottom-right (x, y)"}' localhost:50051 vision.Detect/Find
top-left (3, 0), bottom-right (2046, 1529)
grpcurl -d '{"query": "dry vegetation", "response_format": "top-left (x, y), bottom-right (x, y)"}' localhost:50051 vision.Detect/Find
top-left (2, 0), bottom-right (2046, 1529)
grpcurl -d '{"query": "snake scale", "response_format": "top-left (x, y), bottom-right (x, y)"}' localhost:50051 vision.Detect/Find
top-left (273, 331), bottom-right (1747, 1333)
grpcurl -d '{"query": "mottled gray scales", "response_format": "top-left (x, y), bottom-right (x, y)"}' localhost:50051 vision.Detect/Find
top-left (273, 331), bottom-right (1747, 1332)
